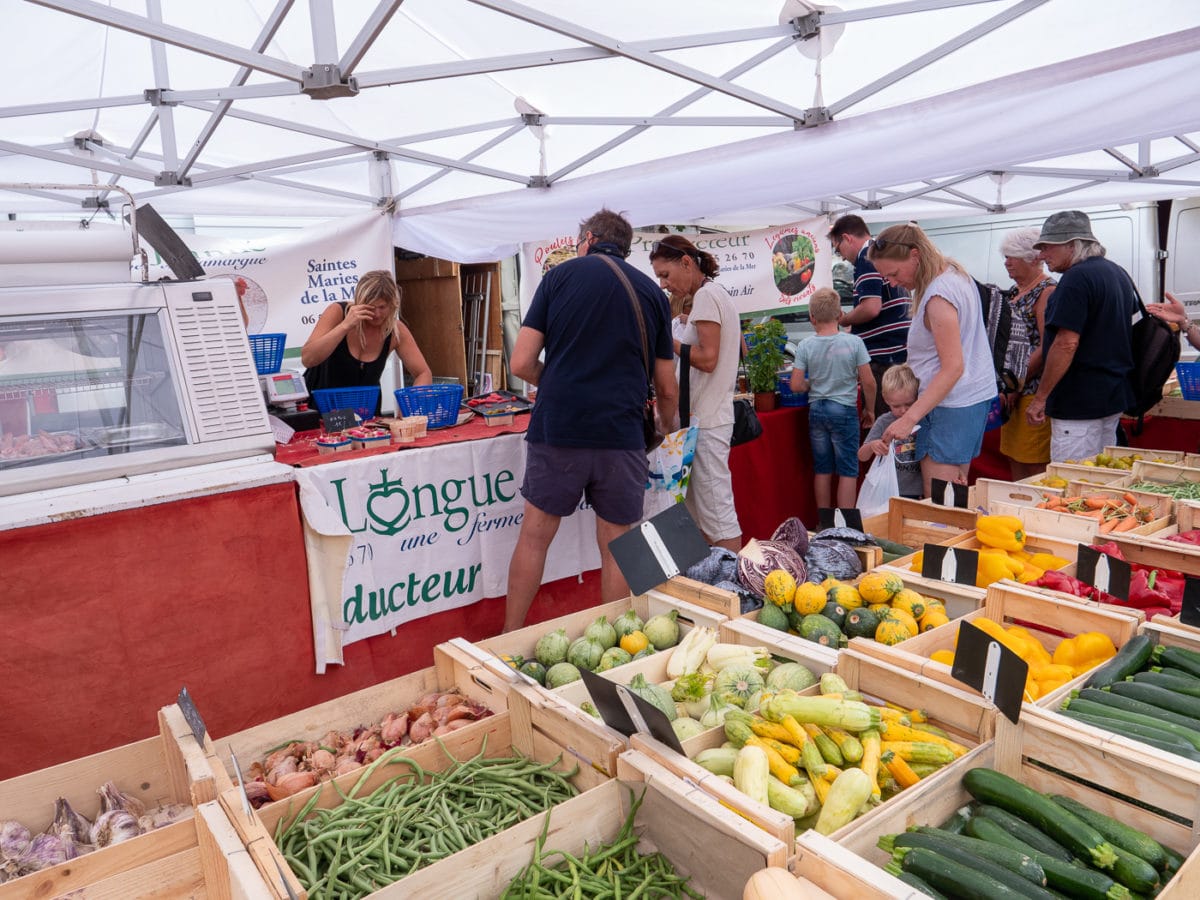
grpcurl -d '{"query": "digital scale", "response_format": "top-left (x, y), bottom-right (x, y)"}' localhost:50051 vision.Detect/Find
top-left (260, 371), bottom-right (309, 411)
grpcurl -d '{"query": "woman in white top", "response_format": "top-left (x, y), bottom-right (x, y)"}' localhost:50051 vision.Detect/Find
top-left (650, 235), bottom-right (742, 550)
top-left (868, 224), bottom-right (997, 495)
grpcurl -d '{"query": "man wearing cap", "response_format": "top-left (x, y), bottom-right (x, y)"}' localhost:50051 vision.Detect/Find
top-left (1025, 210), bottom-right (1137, 461)
top-left (829, 214), bottom-right (910, 418)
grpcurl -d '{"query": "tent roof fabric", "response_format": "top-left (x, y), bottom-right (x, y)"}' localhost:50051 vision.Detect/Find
top-left (3, 1), bottom-right (1199, 259)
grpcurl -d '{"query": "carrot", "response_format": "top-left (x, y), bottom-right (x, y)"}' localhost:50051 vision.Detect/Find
top-left (1100, 516), bottom-right (1119, 533)
top-left (1076, 509), bottom-right (1105, 520)
top-left (1084, 496), bottom-right (1111, 509)
top-left (1036, 501), bottom-right (1050, 509)
top-left (1124, 492), bottom-right (1139, 507)
top-left (1114, 514), bottom-right (1141, 532)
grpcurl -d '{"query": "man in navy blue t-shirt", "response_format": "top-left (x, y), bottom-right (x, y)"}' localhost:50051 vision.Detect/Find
top-left (829, 214), bottom-right (910, 417)
top-left (1026, 210), bottom-right (1137, 462)
top-left (502, 209), bottom-right (678, 632)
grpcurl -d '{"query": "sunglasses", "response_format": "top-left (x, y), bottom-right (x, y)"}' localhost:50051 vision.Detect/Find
top-left (873, 236), bottom-right (916, 252)
top-left (649, 240), bottom-right (690, 259)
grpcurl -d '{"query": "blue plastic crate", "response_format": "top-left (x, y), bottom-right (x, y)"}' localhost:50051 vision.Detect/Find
top-left (1177, 361), bottom-right (1200, 401)
top-left (312, 386), bottom-right (381, 419)
top-left (248, 333), bottom-right (286, 375)
top-left (778, 372), bottom-right (808, 407)
top-left (394, 383), bottom-right (464, 429)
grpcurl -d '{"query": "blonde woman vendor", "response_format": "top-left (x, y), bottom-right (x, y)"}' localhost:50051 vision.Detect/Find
top-left (650, 235), bottom-right (742, 551)
top-left (301, 269), bottom-right (432, 413)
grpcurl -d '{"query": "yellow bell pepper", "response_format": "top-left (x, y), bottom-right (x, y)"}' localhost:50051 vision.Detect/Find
top-left (930, 649), bottom-right (956, 666)
top-left (1016, 563), bottom-right (1045, 584)
top-left (1028, 552), bottom-right (1071, 571)
top-left (976, 549), bottom-right (1025, 587)
top-left (976, 515), bottom-right (1027, 552)
top-left (969, 616), bottom-right (1029, 657)
top-left (1052, 631), bottom-right (1117, 676)
top-left (909, 550), bottom-right (924, 573)
top-left (1007, 626), bottom-right (1052, 666)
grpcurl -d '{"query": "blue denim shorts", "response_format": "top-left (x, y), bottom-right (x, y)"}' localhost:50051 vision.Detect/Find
top-left (808, 399), bottom-right (860, 477)
top-left (521, 441), bottom-right (649, 525)
top-left (915, 397), bottom-right (993, 466)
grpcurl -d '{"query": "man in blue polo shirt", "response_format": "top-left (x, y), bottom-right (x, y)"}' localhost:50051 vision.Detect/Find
top-left (502, 208), bottom-right (678, 632)
top-left (829, 214), bottom-right (911, 417)
top-left (1026, 210), bottom-right (1136, 461)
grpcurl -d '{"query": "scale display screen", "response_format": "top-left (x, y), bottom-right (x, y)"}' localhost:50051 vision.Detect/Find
top-left (264, 372), bottom-right (308, 403)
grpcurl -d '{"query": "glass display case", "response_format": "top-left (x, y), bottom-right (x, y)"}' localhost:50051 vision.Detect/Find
top-left (0, 279), bottom-right (273, 497)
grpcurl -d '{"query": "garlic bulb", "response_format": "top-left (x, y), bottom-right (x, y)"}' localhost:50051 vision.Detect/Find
top-left (0, 822), bottom-right (31, 861)
top-left (50, 797), bottom-right (92, 847)
top-left (137, 804), bottom-right (193, 832)
top-left (97, 782), bottom-right (146, 819)
top-left (90, 810), bottom-right (141, 848)
top-left (21, 833), bottom-right (68, 871)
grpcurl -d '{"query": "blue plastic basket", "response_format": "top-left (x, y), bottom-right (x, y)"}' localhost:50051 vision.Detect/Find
top-left (1177, 362), bottom-right (1200, 401)
top-left (248, 333), bottom-right (286, 375)
top-left (312, 386), bottom-right (381, 419)
top-left (394, 384), bottom-right (464, 429)
top-left (777, 372), bottom-right (808, 407)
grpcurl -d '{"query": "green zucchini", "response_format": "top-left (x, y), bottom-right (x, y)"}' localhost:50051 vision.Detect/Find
top-left (1154, 663), bottom-right (1200, 683)
top-left (966, 815), bottom-right (1132, 900)
top-left (891, 833), bottom-right (1054, 897)
top-left (888, 846), bottom-right (1041, 900)
top-left (870, 535), bottom-right (914, 557)
top-left (911, 721), bottom-right (953, 739)
top-left (1068, 692), bottom-right (1200, 749)
top-left (892, 870), bottom-right (949, 900)
top-left (962, 768), bottom-right (1118, 870)
top-left (1108, 844), bottom-right (1160, 894)
top-left (938, 809), bottom-right (971, 835)
top-left (1051, 795), bottom-right (1168, 872)
top-left (809, 727), bottom-right (844, 766)
top-left (1057, 709), bottom-right (1200, 760)
top-left (1108, 680), bottom-right (1200, 720)
top-left (1152, 645), bottom-right (1200, 679)
top-left (1131, 669), bottom-right (1200, 698)
top-left (1088, 635), bottom-right (1154, 689)
top-left (974, 804), bottom-right (1076, 863)
top-left (902, 827), bottom-right (1048, 885)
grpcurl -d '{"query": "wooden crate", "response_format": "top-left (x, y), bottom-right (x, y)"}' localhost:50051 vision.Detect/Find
top-left (476, 589), bottom-right (728, 665)
top-left (1063, 480), bottom-right (1175, 518)
top-left (1094, 527), bottom-right (1200, 576)
top-left (793, 831), bottom-right (925, 900)
top-left (1, 801), bottom-right (274, 900)
top-left (882, 528), bottom-right (1080, 584)
top-left (975, 477), bottom-right (1052, 511)
top-left (881, 497), bottom-right (977, 549)
top-left (199, 640), bottom-right (517, 793)
top-left (0, 704), bottom-right (235, 900)
top-left (219, 699), bottom-right (618, 899)
top-left (655, 576), bottom-right (742, 619)
top-left (629, 650), bottom-right (994, 852)
top-left (722, 612), bottom-right (840, 673)
top-left (1131, 458), bottom-right (1200, 486)
top-left (834, 713), bottom-right (1200, 898)
top-left (990, 495), bottom-right (1171, 543)
top-left (849, 580), bottom-right (1143, 710)
top-left (1031, 618), bottom-right (1200, 771)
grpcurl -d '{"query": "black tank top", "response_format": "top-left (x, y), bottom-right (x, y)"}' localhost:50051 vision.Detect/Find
top-left (303, 303), bottom-right (393, 398)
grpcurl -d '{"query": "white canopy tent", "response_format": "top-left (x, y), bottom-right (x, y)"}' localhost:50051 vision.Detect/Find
top-left (2, 0), bottom-right (1199, 259)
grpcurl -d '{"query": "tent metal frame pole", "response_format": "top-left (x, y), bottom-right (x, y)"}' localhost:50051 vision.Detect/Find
top-left (145, 0), bottom-right (179, 176)
top-left (357, 23), bottom-right (794, 88)
top-left (29, 0), bottom-right (305, 79)
top-left (0, 95), bottom-right (145, 118)
top-left (549, 35), bottom-right (797, 182)
top-left (308, 0), bottom-right (338, 64)
top-left (543, 116), bottom-right (793, 127)
top-left (395, 124), bottom-right (525, 203)
top-left (340, 1), bottom-right (406, 76)
top-left (1002, 180), bottom-right (1111, 210)
top-left (0, 140), bottom-right (158, 180)
top-left (178, 0), bottom-right (296, 180)
top-left (823, 0), bottom-right (1006, 25)
top-left (468, 0), bottom-right (809, 120)
top-left (829, 0), bottom-right (1049, 117)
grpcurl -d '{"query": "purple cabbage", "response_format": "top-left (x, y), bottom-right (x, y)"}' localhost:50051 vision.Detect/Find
top-left (685, 546), bottom-right (739, 585)
top-left (804, 538), bottom-right (863, 583)
top-left (736, 538), bottom-right (807, 595)
top-left (770, 517), bottom-right (810, 556)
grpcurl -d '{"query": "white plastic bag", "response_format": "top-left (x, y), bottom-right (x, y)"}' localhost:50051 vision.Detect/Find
top-left (856, 440), bottom-right (900, 519)
top-left (644, 418), bottom-right (700, 516)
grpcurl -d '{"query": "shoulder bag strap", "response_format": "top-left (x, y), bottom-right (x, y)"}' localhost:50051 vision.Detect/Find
top-left (597, 254), bottom-right (653, 390)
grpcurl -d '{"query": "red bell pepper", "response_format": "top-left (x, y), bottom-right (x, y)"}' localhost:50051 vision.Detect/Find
top-left (1166, 528), bottom-right (1200, 547)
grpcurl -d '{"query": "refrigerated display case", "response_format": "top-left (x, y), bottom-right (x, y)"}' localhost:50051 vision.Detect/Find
top-left (0, 279), bottom-right (273, 496)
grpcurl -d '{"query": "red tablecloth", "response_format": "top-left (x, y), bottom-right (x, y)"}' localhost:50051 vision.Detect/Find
top-left (729, 405), bottom-right (818, 541)
top-left (277, 414), bottom-right (531, 467)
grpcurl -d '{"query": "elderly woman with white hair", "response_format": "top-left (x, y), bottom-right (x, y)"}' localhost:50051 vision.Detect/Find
top-left (998, 226), bottom-right (1056, 478)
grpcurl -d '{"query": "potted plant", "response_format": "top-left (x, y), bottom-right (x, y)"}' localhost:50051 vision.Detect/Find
top-left (744, 318), bottom-right (787, 412)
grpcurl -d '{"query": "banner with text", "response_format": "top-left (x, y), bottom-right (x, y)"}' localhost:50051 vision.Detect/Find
top-left (519, 218), bottom-right (831, 320)
top-left (145, 211), bottom-right (393, 350)
top-left (295, 432), bottom-right (600, 660)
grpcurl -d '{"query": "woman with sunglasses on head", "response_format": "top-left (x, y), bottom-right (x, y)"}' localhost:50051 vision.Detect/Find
top-left (868, 224), bottom-right (997, 496)
top-left (650, 235), bottom-right (742, 551)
